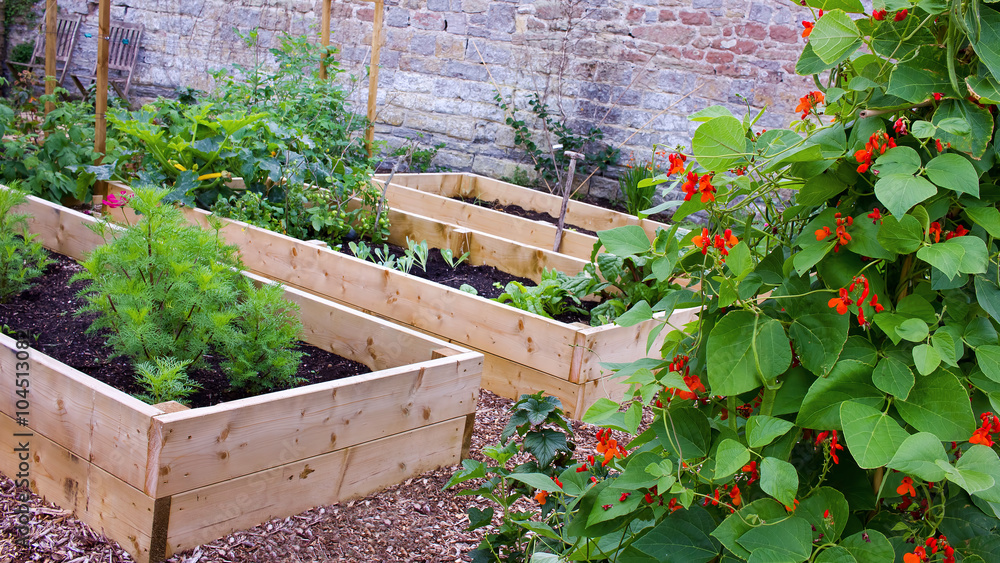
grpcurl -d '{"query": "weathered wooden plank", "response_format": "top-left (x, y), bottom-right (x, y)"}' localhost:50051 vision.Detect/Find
top-left (164, 416), bottom-right (466, 556)
top-left (371, 179), bottom-right (597, 262)
top-left (0, 412), bottom-right (158, 563)
top-left (16, 193), bottom-right (105, 261)
top-left (151, 354), bottom-right (481, 497)
top-left (0, 333), bottom-right (160, 492)
top-left (178, 210), bottom-right (584, 378)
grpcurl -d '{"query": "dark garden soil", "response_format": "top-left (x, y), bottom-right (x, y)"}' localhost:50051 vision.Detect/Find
top-left (0, 390), bottom-right (637, 562)
top-left (344, 242), bottom-right (595, 324)
top-left (0, 252), bottom-right (371, 409)
top-left (455, 196), bottom-right (599, 237)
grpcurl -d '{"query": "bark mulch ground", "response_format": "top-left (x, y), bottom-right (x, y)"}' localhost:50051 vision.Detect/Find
top-left (1, 390), bottom-right (624, 562)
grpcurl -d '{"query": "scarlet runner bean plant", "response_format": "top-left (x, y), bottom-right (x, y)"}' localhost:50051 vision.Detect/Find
top-left (453, 0), bottom-right (1000, 560)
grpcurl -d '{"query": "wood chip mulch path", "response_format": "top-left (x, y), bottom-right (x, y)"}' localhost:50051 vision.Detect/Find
top-left (1, 390), bottom-right (619, 562)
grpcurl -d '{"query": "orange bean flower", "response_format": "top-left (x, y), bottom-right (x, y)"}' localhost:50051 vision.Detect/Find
top-left (897, 476), bottom-right (916, 497)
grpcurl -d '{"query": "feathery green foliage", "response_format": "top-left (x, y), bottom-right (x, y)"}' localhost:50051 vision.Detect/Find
top-left (0, 186), bottom-right (52, 302)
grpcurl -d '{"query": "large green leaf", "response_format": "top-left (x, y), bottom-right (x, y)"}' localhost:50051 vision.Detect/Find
top-left (925, 153), bottom-right (981, 196)
top-left (797, 337), bottom-right (881, 429)
top-left (977, 345), bottom-right (1000, 383)
top-left (970, 6), bottom-right (1000, 84)
top-left (796, 41), bottom-right (854, 75)
top-left (966, 206), bottom-right (1000, 238)
top-left (814, 547), bottom-right (858, 563)
top-left (809, 10), bottom-right (863, 64)
top-left (760, 457), bottom-right (799, 508)
top-left (788, 295), bottom-right (850, 376)
top-left (737, 516), bottom-right (812, 562)
top-left (755, 317), bottom-right (792, 381)
top-left (874, 173), bottom-right (938, 218)
top-left (876, 214), bottom-right (923, 254)
top-left (917, 241), bottom-right (965, 280)
top-left (957, 445), bottom-right (1000, 503)
top-left (799, 487), bottom-right (850, 543)
top-left (932, 99), bottom-right (994, 158)
top-left (715, 439), bottom-right (752, 479)
top-left (896, 368), bottom-right (976, 441)
top-left (872, 355), bottom-right (914, 400)
top-left (657, 407), bottom-right (712, 459)
top-left (840, 530), bottom-right (894, 563)
top-left (798, 173), bottom-right (848, 206)
top-left (692, 116), bottom-right (748, 173)
top-left (872, 146), bottom-right (921, 176)
top-left (746, 415), bottom-right (796, 448)
top-left (507, 472), bottom-right (562, 492)
top-left (628, 505), bottom-right (721, 563)
top-left (887, 432), bottom-right (949, 482)
top-left (839, 401), bottom-right (910, 469)
top-left (887, 63), bottom-right (954, 104)
top-left (913, 343), bottom-right (943, 375)
top-left (708, 311), bottom-right (763, 395)
top-left (598, 226), bottom-right (651, 257)
top-left (976, 274), bottom-right (1000, 324)
top-left (949, 236), bottom-right (989, 275)
top-left (711, 499), bottom-right (788, 560)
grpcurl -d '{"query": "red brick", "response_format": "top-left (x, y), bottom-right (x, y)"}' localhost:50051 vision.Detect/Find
top-left (659, 10), bottom-right (676, 21)
top-left (412, 11), bottom-right (444, 30)
top-left (706, 50), bottom-right (735, 64)
top-left (679, 10), bottom-right (712, 26)
top-left (723, 26), bottom-right (733, 36)
top-left (627, 7), bottom-right (645, 22)
top-left (357, 7), bottom-right (374, 21)
top-left (733, 39), bottom-right (757, 54)
top-left (683, 48), bottom-right (704, 60)
top-left (770, 24), bottom-right (800, 44)
top-left (741, 22), bottom-right (766, 40)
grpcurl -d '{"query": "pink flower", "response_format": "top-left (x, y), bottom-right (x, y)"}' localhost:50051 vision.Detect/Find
top-left (104, 193), bottom-right (130, 209)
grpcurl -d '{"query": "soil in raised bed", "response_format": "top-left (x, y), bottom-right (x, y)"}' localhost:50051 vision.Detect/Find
top-left (456, 196), bottom-right (600, 237)
top-left (0, 251), bottom-right (371, 409)
top-left (345, 242), bottom-right (596, 325)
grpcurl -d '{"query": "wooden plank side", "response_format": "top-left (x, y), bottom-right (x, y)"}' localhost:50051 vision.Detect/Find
top-left (469, 174), bottom-right (671, 240)
top-left (578, 306), bottom-right (701, 383)
top-left (0, 412), bottom-right (157, 563)
top-left (373, 172), bottom-right (464, 197)
top-left (371, 180), bottom-right (597, 262)
top-left (241, 271), bottom-right (462, 370)
top-left (152, 354), bottom-right (481, 497)
top-left (0, 334), bottom-right (160, 492)
top-left (15, 192), bottom-right (106, 261)
top-left (165, 416), bottom-right (466, 556)
top-left (179, 211), bottom-right (583, 378)
top-left (480, 351), bottom-right (587, 418)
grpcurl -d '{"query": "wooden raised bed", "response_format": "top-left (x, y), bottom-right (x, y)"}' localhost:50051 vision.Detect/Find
top-left (1, 191), bottom-right (482, 563)
top-left (103, 185), bottom-right (696, 419)
top-left (372, 172), bottom-right (672, 262)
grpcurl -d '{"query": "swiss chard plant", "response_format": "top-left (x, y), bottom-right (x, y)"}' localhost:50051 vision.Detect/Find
top-left (452, 0), bottom-right (1000, 560)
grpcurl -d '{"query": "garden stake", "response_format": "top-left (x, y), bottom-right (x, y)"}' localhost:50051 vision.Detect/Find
top-left (553, 151), bottom-right (583, 252)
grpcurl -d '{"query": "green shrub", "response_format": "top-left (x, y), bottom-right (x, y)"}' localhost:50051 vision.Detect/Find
top-left (0, 186), bottom-right (52, 302)
top-left (134, 357), bottom-right (198, 405)
top-left (73, 187), bottom-right (303, 393)
top-left (10, 41), bottom-right (34, 65)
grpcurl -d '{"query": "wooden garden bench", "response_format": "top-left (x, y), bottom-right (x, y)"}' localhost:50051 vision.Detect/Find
top-left (71, 21), bottom-right (143, 107)
top-left (5, 14), bottom-right (82, 86)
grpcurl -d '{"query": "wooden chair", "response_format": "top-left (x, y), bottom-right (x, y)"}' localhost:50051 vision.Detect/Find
top-left (71, 21), bottom-right (144, 107)
top-left (6, 14), bottom-right (82, 86)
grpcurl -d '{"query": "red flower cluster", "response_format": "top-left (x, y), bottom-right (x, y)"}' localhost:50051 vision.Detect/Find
top-left (815, 212), bottom-right (853, 252)
top-left (741, 460), bottom-right (759, 484)
top-left (829, 275), bottom-right (884, 326)
top-left (795, 90), bottom-right (824, 119)
top-left (928, 222), bottom-right (969, 243)
top-left (104, 192), bottom-right (131, 209)
top-left (855, 130), bottom-right (897, 173)
top-left (682, 172), bottom-right (716, 203)
top-left (897, 476), bottom-right (916, 497)
top-left (970, 412), bottom-right (1000, 446)
top-left (595, 428), bottom-right (628, 466)
top-left (904, 535), bottom-right (954, 563)
top-left (868, 207), bottom-right (885, 224)
top-left (815, 429), bottom-right (845, 464)
top-left (872, 8), bottom-right (887, 19)
top-left (894, 118), bottom-right (908, 136)
top-left (894, 8), bottom-right (908, 20)
top-left (668, 153), bottom-right (687, 175)
top-left (692, 228), bottom-right (739, 259)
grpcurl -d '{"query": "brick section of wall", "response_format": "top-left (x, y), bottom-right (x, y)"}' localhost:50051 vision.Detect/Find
top-left (23, 0), bottom-right (814, 198)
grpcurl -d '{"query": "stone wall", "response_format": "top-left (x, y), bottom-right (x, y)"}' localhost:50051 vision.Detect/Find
top-left (21, 0), bottom-right (814, 197)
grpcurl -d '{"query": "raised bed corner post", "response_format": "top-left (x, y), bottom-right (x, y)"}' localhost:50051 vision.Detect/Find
top-left (319, 0), bottom-right (331, 80)
top-left (364, 0), bottom-right (384, 158)
top-left (553, 151), bottom-right (583, 252)
top-left (44, 0), bottom-right (57, 115)
top-left (93, 0), bottom-right (110, 197)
